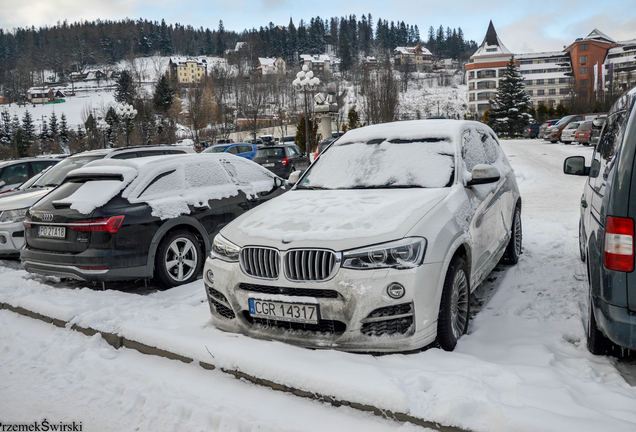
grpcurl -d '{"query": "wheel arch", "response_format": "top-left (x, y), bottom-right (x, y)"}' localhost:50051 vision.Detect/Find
top-left (147, 217), bottom-right (211, 272)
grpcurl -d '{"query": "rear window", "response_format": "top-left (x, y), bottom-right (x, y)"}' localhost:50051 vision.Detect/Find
top-left (33, 155), bottom-right (103, 187)
top-left (256, 148), bottom-right (285, 158)
top-left (577, 123), bottom-right (593, 131)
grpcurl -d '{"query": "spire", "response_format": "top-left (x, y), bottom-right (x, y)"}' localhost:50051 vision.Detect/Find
top-left (471, 21), bottom-right (512, 57)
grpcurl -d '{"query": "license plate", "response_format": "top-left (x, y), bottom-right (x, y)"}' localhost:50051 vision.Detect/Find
top-left (249, 298), bottom-right (319, 324)
top-left (38, 226), bottom-right (66, 238)
top-left (262, 163), bottom-right (275, 168)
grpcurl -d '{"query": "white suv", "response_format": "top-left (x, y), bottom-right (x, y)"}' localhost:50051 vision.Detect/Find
top-left (204, 120), bottom-right (522, 352)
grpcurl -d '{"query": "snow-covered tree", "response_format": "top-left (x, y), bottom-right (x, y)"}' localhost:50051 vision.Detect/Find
top-left (59, 113), bottom-right (69, 149)
top-left (20, 111), bottom-right (35, 156)
top-left (487, 57), bottom-right (532, 137)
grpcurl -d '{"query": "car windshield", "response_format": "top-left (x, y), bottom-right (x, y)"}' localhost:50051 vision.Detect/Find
top-left (204, 146), bottom-right (229, 153)
top-left (298, 137), bottom-right (455, 190)
top-left (255, 148), bottom-right (285, 158)
top-left (31, 154), bottom-right (103, 187)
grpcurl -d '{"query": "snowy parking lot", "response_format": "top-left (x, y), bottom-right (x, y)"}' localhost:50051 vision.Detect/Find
top-left (1, 139), bottom-right (636, 432)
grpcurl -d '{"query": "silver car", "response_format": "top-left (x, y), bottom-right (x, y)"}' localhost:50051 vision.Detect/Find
top-left (204, 120), bottom-right (522, 352)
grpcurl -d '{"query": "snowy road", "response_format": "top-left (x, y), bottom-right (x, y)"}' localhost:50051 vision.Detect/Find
top-left (2, 139), bottom-right (636, 432)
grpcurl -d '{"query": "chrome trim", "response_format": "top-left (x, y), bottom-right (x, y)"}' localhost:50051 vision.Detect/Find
top-left (283, 249), bottom-right (341, 282)
top-left (239, 246), bottom-right (280, 280)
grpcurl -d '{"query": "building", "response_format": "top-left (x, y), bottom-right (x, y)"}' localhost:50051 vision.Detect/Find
top-left (255, 57), bottom-right (287, 75)
top-left (26, 87), bottom-right (66, 104)
top-left (393, 46), bottom-right (433, 72)
top-left (604, 39), bottom-right (636, 93)
top-left (169, 57), bottom-right (208, 84)
top-left (300, 54), bottom-right (332, 74)
top-left (466, 21), bottom-right (514, 115)
top-left (517, 51), bottom-right (572, 108)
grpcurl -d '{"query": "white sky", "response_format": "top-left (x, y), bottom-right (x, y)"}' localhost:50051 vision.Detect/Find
top-left (1, 0), bottom-right (635, 54)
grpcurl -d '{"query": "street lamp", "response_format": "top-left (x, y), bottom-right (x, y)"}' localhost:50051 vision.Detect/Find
top-left (97, 118), bottom-right (109, 149)
top-left (115, 103), bottom-right (137, 147)
top-left (293, 65), bottom-right (320, 156)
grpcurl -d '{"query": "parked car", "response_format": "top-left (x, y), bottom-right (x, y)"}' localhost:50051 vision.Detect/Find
top-left (560, 121), bottom-right (581, 144)
top-left (0, 146), bottom-right (193, 258)
top-left (203, 143), bottom-right (258, 160)
top-left (245, 138), bottom-right (264, 146)
top-left (204, 119), bottom-right (522, 353)
top-left (216, 139), bottom-right (234, 144)
top-left (574, 121), bottom-right (594, 146)
top-left (281, 135), bottom-right (296, 144)
top-left (522, 122), bottom-right (542, 138)
top-left (20, 154), bottom-right (287, 287)
top-left (589, 116), bottom-right (607, 147)
top-left (547, 114), bottom-right (604, 143)
top-left (252, 144), bottom-right (310, 179)
top-left (259, 135), bottom-right (274, 145)
top-left (314, 137), bottom-right (337, 160)
top-left (538, 119), bottom-right (559, 140)
top-left (563, 86), bottom-right (636, 356)
top-left (0, 157), bottom-right (59, 193)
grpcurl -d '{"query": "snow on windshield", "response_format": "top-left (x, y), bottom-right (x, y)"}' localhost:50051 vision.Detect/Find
top-left (299, 138), bottom-right (455, 189)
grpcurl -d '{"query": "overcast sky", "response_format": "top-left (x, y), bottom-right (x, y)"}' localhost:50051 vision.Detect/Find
top-left (2, 0), bottom-right (635, 54)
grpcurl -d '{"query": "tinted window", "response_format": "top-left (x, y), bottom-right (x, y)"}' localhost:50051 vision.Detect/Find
top-left (0, 163), bottom-right (28, 185)
top-left (31, 160), bottom-right (57, 174)
top-left (137, 150), bottom-right (166, 157)
top-left (226, 146), bottom-right (239, 154)
top-left (33, 154), bottom-right (104, 187)
top-left (204, 146), bottom-right (229, 153)
top-left (111, 152), bottom-right (138, 160)
top-left (238, 145), bottom-right (254, 153)
top-left (256, 148), bottom-right (285, 158)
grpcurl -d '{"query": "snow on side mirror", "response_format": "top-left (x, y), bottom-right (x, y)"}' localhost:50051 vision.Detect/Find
top-left (287, 170), bottom-right (302, 185)
top-left (467, 164), bottom-right (500, 186)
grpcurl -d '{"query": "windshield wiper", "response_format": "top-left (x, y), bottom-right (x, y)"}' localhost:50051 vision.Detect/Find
top-left (295, 185), bottom-right (331, 190)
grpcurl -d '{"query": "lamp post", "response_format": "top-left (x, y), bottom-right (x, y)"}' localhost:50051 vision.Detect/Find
top-left (97, 118), bottom-right (109, 149)
top-left (115, 103), bottom-right (137, 147)
top-left (293, 65), bottom-right (320, 156)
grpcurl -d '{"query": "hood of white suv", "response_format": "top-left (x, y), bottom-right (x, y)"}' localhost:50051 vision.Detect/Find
top-left (223, 188), bottom-right (450, 250)
top-left (0, 188), bottom-right (52, 212)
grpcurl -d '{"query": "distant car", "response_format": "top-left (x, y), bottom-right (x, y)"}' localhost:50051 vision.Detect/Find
top-left (216, 139), bottom-right (234, 144)
top-left (538, 119), bottom-right (559, 140)
top-left (203, 143), bottom-right (258, 160)
top-left (245, 138), bottom-right (264, 146)
top-left (281, 135), bottom-right (296, 144)
top-left (560, 121), bottom-right (581, 144)
top-left (0, 146), bottom-right (193, 258)
top-left (563, 87), bottom-right (636, 356)
top-left (522, 123), bottom-right (542, 138)
top-left (204, 119), bottom-right (522, 353)
top-left (0, 158), bottom-right (60, 193)
top-left (574, 120), bottom-right (594, 146)
top-left (589, 116), bottom-right (607, 147)
top-left (20, 154), bottom-right (287, 287)
top-left (252, 144), bottom-right (310, 179)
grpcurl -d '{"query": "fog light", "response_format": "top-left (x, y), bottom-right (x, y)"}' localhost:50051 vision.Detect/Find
top-left (387, 283), bottom-right (405, 299)
top-left (0, 235), bottom-right (6, 244)
top-left (206, 269), bottom-right (214, 284)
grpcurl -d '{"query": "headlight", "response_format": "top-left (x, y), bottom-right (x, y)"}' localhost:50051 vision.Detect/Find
top-left (342, 238), bottom-right (426, 270)
top-left (0, 208), bottom-right (28, 223)
top-left (210, 234), bottom-right (240, 262)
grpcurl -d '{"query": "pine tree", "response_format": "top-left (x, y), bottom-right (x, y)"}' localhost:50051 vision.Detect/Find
top-left (49, 110), bottom-right (59, 145)
top-left (153, 73), bottom-right (175, 114)
top-left (215, 21), bottom-right (226, 56)
top-left (20, 111), bottom-right (35, 156)
top-left (59, 113), bottom-right (69, 149)
top-left (487, 57), bottom-right (532, 137)
top-left (114, 70), bottom-right (136, 105)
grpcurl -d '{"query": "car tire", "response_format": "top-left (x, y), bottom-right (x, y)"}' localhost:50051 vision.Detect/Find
top-left (436, 256), bottom-right (470, 351)
top-left (586, 284), bottom-right (616, 356)
top-left (503, 206), bottom-right (522, 264)
top-left (154, 229), bottom-right (202, 288)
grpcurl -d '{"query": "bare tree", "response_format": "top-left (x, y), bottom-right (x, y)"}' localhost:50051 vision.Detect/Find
top-left (239, 80), bottom-right (267, 141)
top-left (361, 60), bottom-right (400, 124)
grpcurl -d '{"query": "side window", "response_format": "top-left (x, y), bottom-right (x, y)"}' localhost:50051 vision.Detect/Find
top-left (137, 150), bottom-right (166, 158)
top-left (591, 111), bottom-right (626, 191)
top-left (222, 157), bottom-right (274, 187)
top-left (238, 145), bottom-right (253, 154)
top-left (111, 152), bottom-right (138, 160)
top-left (31, 160), bottom-right (56, 174)
top-left (226, 146), bottom-right (239, 154)
top-left (462, 128), bottom-right (499, 172)
top-left (0, 163), bottom-right (29, 185)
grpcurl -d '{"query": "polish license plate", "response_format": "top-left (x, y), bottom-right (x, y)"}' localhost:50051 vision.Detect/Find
top-left (248, 298), bottom-right (319, 324)
top-left (38, 225), bottom-right (66, 238)
top-left (262, 163), bottom-right (275, 168)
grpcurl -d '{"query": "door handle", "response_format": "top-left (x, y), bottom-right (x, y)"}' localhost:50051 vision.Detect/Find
top-left (581, 198), bottom-right (588, 208)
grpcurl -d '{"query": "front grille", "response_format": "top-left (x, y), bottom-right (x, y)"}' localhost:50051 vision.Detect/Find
top-left (361, 316), bottom-right (414, 337)
top-left (206, 286), bottom-right (236, 319)
top-left (284, 249), bottom-right (338, 281)
top-left (243, 311), bottom-right (346, 335)
top-left (238, 283), bottom-right (339, 299)
top-left (240, 247), bottom-right (280, 279)
top-left (361, 303), bottom-right (414, 337)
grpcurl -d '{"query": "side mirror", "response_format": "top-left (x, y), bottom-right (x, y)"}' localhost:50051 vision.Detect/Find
top-left (287, 170), bottom-right (302, 185)
top-left (467, 164), bottom-right (500, 186)
top-left (563, 156), bottom-right (589, 176)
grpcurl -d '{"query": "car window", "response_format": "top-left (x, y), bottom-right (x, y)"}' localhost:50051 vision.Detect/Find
top-left (111, 152), bottom-right (138, 159)
top-left (221, 157), bottom-right (275, 187)
top-left (33, 155), bottom-right (104, 187)
top-left (0, 163), bottom-right (29, 185)
top-left (31, 160), bottom-right (57, 174)
top-left (256, 148), bottom-right (285, 158)
top-left (226, 146), bottom-right (239, 155)
top-left (590, 111), bottom-right (627, 193)
top-left (137, 150), bottom-right (166, 157)
top-left (238, 145), bottom-right (253, 154)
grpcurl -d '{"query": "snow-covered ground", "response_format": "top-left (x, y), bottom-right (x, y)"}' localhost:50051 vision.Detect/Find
top-left (2, 139), bottom-right (636, 432)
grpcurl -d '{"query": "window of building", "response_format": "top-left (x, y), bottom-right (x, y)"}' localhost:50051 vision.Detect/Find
top-left (559, 78), bottom-right (570, 84)
top-left (580, 44), bottom-right (588, 51)
top-left (486, 48), bottom-right (497, 52)
top-left (537, 90), bottom-right (545, 96)
top-left (548, 100), bottom-right (556, 105)
top-left (580, 67), bottom-right (588, 74)
top-left (549, 89), bottom-right (556, 95)
top-left (520, 60), bottom-right (533, 65)
top-left (527, 90), bottom-right (533, 96)
top-left (525, 80), bottom-right (533, 86)
top-left (560, 88), bottom-right (569, 95)
top-left (580, 56), bottom-right (588, 63)
top-left (536, 79), bottom-right (544, 85)
top-left (548, 78), bottom-right (555, 84)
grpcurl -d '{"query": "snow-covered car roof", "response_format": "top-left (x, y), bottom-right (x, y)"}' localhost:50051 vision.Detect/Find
top-left (59, 154), bottom-right (278, 218)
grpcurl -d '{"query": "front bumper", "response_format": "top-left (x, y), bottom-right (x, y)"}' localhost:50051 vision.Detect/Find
top-left (0, 221), bottom-right (26, 257)
top-left (203, 256), bottom-right (444, 353)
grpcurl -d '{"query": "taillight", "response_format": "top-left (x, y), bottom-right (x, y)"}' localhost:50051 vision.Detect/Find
top-left (281, 157), bottom-right (289, 166)
top-left (69, 215), bottom-right (125, 233)
top-left (604, 216), bottom-right (634, 272)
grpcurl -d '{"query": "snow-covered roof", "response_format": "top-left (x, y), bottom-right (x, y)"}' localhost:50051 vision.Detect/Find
top-left (170, 56), bottom-right (207, 66)
top-left (300, 54), bottom-right (330, 63)
top-left (394, 46), bottom-right (433, 56)
top-left (258, 58), bottom-right (276, 67)
top-left (472, 21), bottom-right (512, 58)
top-left (584, 28), bottom-right (615, 44)
top-left (516, 51), bottom-right (569, 60)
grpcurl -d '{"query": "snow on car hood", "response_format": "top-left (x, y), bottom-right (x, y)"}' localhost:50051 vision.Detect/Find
top-left (226, 188), bottom-right (450, 249)
top-left (0, 188), bottom-right (53, 212)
